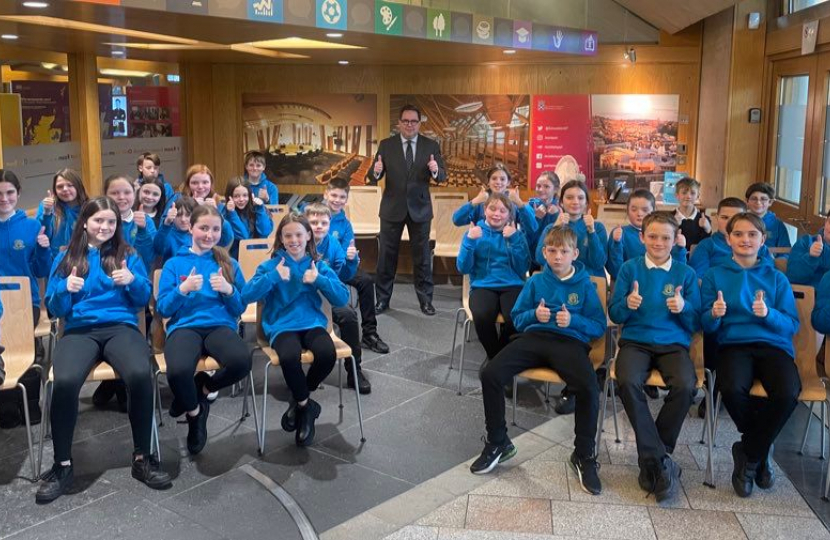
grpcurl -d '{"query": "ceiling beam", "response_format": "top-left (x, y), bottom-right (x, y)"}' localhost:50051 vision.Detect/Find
top-left (614, 0), bottom-right (738, 34)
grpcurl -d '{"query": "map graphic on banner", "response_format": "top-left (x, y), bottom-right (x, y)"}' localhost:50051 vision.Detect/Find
top-left (529, 95), bottom-right (591, 188)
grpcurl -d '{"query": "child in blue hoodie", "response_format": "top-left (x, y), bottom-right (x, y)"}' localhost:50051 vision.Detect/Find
top-left (811, 269), bottom-right (830, 334)
top-left (242, 213), bottom-right (349, 447)
top-left (787, 214), bottom-right (830, 288)
top-left (606, 189), bottom-right (688, 280)
top-left (701, 212), bottom-right (800, 498)
top-left (167, 165), bottom-right (235, 250)
top-left (457, 192), bottom-right (530, 360)
top-left (243, 151), bottom-right (279, 205)
top-left (452, 164), bottom-right (538, 236)
top-left (0, 297), bottom-right (4, 386)
top-left (746, 183), bottom-right (791, 256)
top-left (38, 196), bottom-right (171, 504)
top-left (135, 177), bottom-right (168, 229)
top-left (37, 168), bottom-right (88, 258)
top-left (136, 152), bottom-right (176, 203)
top-left (0, 169), bottom-right (52, 325)
top-left (609, 212), bottom-right (700, 502)
top-left (157, 205), bottom-right (251, 456)
top-left (104, 174), bottom-right (157, 270)
top-left (527, 171), bottom-right (561, 254)
top-left (221, 178), bottom-right (274, 259)
top-left (535, 180), bottom-right (608, 278)
top-left (304, 203), bottom-right (370, 393)
top-left (473, 226), bottom-right (605, 495)
top-left (154, 196), bottom-right (198, 263)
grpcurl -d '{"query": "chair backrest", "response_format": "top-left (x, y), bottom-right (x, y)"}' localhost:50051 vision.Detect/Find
top-left (265, 205), bottom-right (290, 237)
top-left (238, 238), bottom-right (274, 281)
top-left (345, 186), bottom-right (382, 233)
top-left (432, 192), bottom-right (468, 257)
top-left (792, 285), bottom-right (823, 394)
top-left (597, 204), bottom-right (628, 229)
top-left (0, 277), bottom-right (35, 388)
top-left (769, 246), bottom-right (791, 255)
top-left (588, 275), bottom-right (609, 368)
top-left (689, 332), bottom-right (705, 385)
top-left (774, 257), bottom-right (788, 273)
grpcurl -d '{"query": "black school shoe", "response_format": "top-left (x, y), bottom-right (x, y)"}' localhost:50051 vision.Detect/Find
top-left (554, 394), bottom-right (576, 415)
top-left (652, 455), bottom-right (681, 502)
top-left (347, 369), bottom-right (372, 394)
top-left (644, 385), bottom-right (660, 399)
top-left (186, 401), bottom-right (210, 455)
top-left (35, 463), bottom-right (74, 504)
top-left (361, 333), bottom-right (390, 354)
top-left (756, 451), bottom-right (775, 489)
top-left (732, 441), bottom-right (757, 498)
top-left (281, 399), bottom-right (297, 432)
top-left (470, 436), bottom-right (517, 475)
top-left (132, 455), bottom-right (172, 490)
top-left (570, 451), bottom-right (602, 495)
top-left (295, 399), bottom-right (322, 447)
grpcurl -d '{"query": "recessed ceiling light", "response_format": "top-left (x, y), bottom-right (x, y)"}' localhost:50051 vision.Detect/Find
top-left (1, 34), bottom-right (18, 40)
top-left (112, 50), bottom-right (125, 56)
top-left (326, 33), bottom-right (343, 38)
top-left (503, 49), bottom-right (516, 54)
top-left (22, 1), bottom-right (49, 8)
top-left (338, 60), bottom-right (349, 65)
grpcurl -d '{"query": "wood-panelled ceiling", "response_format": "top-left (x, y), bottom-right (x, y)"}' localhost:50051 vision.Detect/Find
top-left (614, 0), bottom-right (739, 34)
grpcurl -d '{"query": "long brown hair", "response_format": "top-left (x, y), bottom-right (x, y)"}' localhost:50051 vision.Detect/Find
top-left (52, 168), bottom-right (87, 231)
top-left (58, 197), bottom-right (134, 278)
top-left (189, 205), bottom-right (235, 279)
top-left (224, 177), bottom-right (256, 233)
top-left (272, 212), bottom-right (319, 261)
top-left (181, 164), bottom-right (221, 204)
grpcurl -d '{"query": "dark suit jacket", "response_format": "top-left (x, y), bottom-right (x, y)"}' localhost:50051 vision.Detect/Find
top-left (366, 134), bottom-right (447, 223)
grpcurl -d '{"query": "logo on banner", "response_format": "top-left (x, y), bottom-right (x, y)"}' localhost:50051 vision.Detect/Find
top-left (321, 0), bottom-right (342, 24)
top-left (380, 5), bottom-right (396, 31)
top-left (515, 26), bottom-right (529, 44)
top-left (584, 34), bottom-right (596, 52)
top-left (553, 30), bottom-right (564, 49)
top-left (252, 0), bottom-right (274, 17)
top-left (476, 19), bottom-right (490, 39)
top-left (432, 12), bottom-right (446, 37)
top-left (537, 100), bottom-right (546, 111)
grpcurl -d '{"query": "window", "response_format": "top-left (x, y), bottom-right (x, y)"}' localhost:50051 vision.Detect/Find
top-left (786, 0), bottom-right (830, 14)
top-left (773, 75), bottom-right (809, 205)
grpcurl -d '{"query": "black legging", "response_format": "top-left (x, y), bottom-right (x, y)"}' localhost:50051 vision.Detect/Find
top-left (469, 287), bottom-right (522, 360)
top-left (51, 324), bottom-right (153, 462)
top-left (164, 326), bottom-right (252, 412)
top-left (271, 327), bottom-right (336, 402)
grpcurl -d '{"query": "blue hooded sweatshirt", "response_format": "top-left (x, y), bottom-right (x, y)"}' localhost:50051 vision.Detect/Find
top-left (606, 224), bottom-right (688, 280)
top-left (220, 202), bottom-right (273, 259)
top-left (689, 231), bottom-right (773, 279)
top-left (609, 256), bottom-right (700, 347)
top-left (241, 250), bottom-right (349, 345)
top-left (156, 247), bottom-right (247, 334)
top-left (761, 211), bottom-right (792, 255)
top-left (786, 231), bottom-right (830, 288)
top-left (46, 249), bottom-right (150, 331)
top-left (37, 201), bottom-right (81, 258)
top-left (452, 200), bottom-right (538, 238)
top-left (535, 217), bottom-right (609, 278)
top-left (315, 234), bottom-right (358, 282)
top-left (245, 174), bottom-right (279, 205)
top-left (527, 197), bottom-right (559, 252)
top-left (121, 212), bottom-right (157, 271)
top-left (0, 210), bottom-right (51, 307)
top-left (329, 210), bottom-right (355, 252)
top-left (456, 220), bottom-right (529, 290)
top-left (701, 257), bottom-right (799, 357)
top-left (510, 261), bottom-right (606, 344)
top-left (811, 270), bottom-right (830, 334)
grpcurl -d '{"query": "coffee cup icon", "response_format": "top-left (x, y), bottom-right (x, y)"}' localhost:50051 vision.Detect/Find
top-left (476, 20), bottom-right (491, 39)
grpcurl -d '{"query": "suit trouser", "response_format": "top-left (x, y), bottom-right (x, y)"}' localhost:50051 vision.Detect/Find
top-left (376, 214), bottom-right (433, 306)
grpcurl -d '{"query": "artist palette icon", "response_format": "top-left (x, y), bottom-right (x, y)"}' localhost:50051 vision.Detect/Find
top-left (476, 20), bottom-right (491, 40)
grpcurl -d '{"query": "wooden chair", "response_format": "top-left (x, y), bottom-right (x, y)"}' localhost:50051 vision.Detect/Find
top-left (431, 192), bottom-right (468, 261)
top-left (0, 277), bottom-right (42, 480)
top-left (255, 299), bottom-right (366, 454)
top-left (237, 239), bottom-right (274, 331)
top-left (770, 247), bottom-right (791, 273)
top-left (265, 205), bottom-right (290, 238)
top-left (35, 277), bottom-right (57, 366)
top-left (597, 204), bottom-right (629, 229)
top-left (345, 186), bottom-right (382, 239)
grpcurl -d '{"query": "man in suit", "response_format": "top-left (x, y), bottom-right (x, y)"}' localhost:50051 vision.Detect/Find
top-left (367, 104), bottom-right (447, 316)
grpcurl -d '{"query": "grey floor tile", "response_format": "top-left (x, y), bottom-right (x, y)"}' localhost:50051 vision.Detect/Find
top-left (471, 460), bottom-right (569, 500)
top-left (7, 492), bottom-right (224, 540)
top-left (415, 495), bottom-right (468, 528)
top-left (567, 463), bottom-right (690, 509)
top-left (437, 529), bottom-right (590, 540)
top-left (382, 525), bottom-right (440, 540)
top-left (465, 494), bottom-right (553, 534)
top-left (376, 309), bottom-right (478, 356)
top-left (648, 507), bottom-right (747, 540)
top-left (736, 512), bottom-right (830, 540)
top-left (550, 500), bottom-right (656, 540)
top-left (362, 347), bottom-right (482, 395)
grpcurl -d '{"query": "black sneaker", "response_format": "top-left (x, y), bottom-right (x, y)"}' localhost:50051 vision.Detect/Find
top-left (570, 451), bottom-right (602, 495)
top-left (652, 455), bottom-right (680, 502)
top-left (731, 441), bottom-right (756, 498)
top-left (637, 458), bottom-right (655, 492)
top-left (361, 333), bottom-right (390, 354)
top-left (295, 399), bottom-right (321, 447)
top-left (186, 401), bottom-right (210, 455)
top-left (644, 385), bottom-right (660, 399)
top-left (469, 436), bottom-right (516, 475)
top-left (281, 399), bottom-right (297, 432)
top-left (35, 463), bottom-right (74, 504)
top-left (554, 394), bottom-right (576, 415)
top-left (756, 451), bottom-right (775, 489)
top-left (347, 369), bottom-right (372, 394)
top-left (92, 381), bottom-right (117, 408)
top-left (131, 455), bottom-right (172, 490)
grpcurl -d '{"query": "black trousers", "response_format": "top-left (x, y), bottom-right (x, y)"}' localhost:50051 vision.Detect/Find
top-left (376, 214), bottom-right (433, 306)
top-left (271, 327), bottom-right (336, 402)
top-left (332, 305), bottom-right (362, 369)
top-left (480, 331), bottom-right (598, 457)
top-left (51, 324), bottom-right (153, 462)
top-left (469, 287), bottom-right (522, 360)
top-left (346, 269), bottom-right (378, 336)
top-left (164, 326), bottom-right (252, 412)
top-left (615, 340), bottom-right (697, 461)
top-left (717, 344), bottom-right (800, 463)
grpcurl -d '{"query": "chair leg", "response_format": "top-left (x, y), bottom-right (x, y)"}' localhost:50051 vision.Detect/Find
top-left (596, 371), bottom-right (611, 453)
top-left (800, 402), bottom-right (816, 455)
top-left (449, 308), bottom-right (464, 370)
top-left (17, 382), bottom-right (37, 481)
top-left (247, 371), bottom-right (260, 439)
top-left (544, 382), bottom-right (550, 405)
top-left (511, 376), bottom-right (519, 426)
top-left (258, 363), bottom-right (271, 455)
top-left (349, 355), bottom-right (366, 443)
top-left (712, 392), bottom-right (723, 444)
top-left (338, 358), bottom-right (344, 410)
top-left (704, 368), bottom-right (715, 488)
top-left (822, 401), bottom-right (827, 461)
top-left (457, 319), bottom-right (470, 395)
top-left (154, 370), bottom-right (164, 427)
top-left (37, 380), bottom-right (52, 478)
top-left (151, 408), bottom-right (161, 464)
top-left (824, 398), bottom-right (830, 500)
top-left (609, 380), bottom-right (620, 444)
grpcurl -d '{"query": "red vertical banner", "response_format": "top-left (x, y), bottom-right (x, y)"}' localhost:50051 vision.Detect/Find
top-left (125, 86), bottom-right (180, 138)
top-left (529, 95), bottom-right (592, 188)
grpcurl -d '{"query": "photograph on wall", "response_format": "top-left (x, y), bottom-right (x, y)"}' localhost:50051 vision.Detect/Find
top-left (529, 95), bottom-right (591, 188)
top-left (389, 94), bottom-right (530, 189)
top-left (591, 94), bottom-right (679, 193)
top-left (126, 86), bottom-right (181, 138)
top-left (242, 93), bottom-right (377, 186)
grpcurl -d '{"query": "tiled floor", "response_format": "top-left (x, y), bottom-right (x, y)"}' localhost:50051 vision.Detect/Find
top-left (1, 280), bottom-right (829, 539)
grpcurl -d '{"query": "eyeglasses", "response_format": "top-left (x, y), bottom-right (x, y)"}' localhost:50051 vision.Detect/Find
top-left (399, 119), bottom-right (420, 125)
top-left (748, 196), bottom-right (771, 203)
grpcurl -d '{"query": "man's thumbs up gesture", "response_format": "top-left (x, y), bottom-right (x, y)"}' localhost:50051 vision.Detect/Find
top-left (427, 154), bottom-right (439, 174)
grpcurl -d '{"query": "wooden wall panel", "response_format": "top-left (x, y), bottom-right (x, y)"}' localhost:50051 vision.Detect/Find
top-left (68, 52), bottom-right (103, 195)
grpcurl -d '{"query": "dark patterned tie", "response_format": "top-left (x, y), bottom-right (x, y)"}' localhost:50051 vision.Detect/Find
top-left (405, 140), bottom-right (414, 171)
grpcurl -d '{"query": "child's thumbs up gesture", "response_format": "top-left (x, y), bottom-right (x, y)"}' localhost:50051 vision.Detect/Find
top-left (276, 257), bottom-right (291, 282)
top-left (303, 260), bottom-right (319, 285)
top-left (111, 259), bottom-right (134, 286)
top-left (699, 213), bottom-right (712, 233)
top-left (666, 285), bottom-right (685, 314)
top-left (42, 190), bottom-right (55, 215)
top-left (752, 290), bottom-right (768, 318)
top-left (179, 267), bottom-right (203, 294)
top-left (675, 230), bottom-right (687, 248)
top-left (210, 267), bottom-right (233, 295)
top-left (534, 203), bottom-right (547, 219)
top-left (556, 303), bottom-right (571, 328)
top-left (612, 226), bottom-right (623, 242)
top-left (346, 239), bottom-right (359, 261)
top-left (810, 234), bottom-right (824, 258)
top-left (66, 266), bottom-right (84, 293)
top-left (467, 222), bottom-right (483, 240)
top-left (712, 290), bottom-right (727, 318)
top-left (583, 210), bottom-right (595, 233)
top-left (536, 298), bottom-right (551, 323)
top-left (37, 226), bottom-right (50, 248)
top-left (627, 280), bottom-right (642, 310)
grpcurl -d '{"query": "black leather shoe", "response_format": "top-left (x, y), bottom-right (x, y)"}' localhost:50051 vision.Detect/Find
top-left (420, 302), bottom-right (436, 316)
top-left (347, 369), bottom-right (372, 394)
top-left (731, 441), bottom-right (756, 498)
top-left (756, 451), bottom-right (775, 489)
top-left (131, 455), bottom-right (172, 490)
top-left (36, 463), bottom-right (74, 504)
top-left (281, 399), bottom-right (297, 432)
top-left (375, 301), bottom-right (390, 315)
top-left (295, 399), bottom-right (321, 447)
top-left (186, 401), bottom-right (210, 455)
top-left (361, 333), bottom-right (390, 354)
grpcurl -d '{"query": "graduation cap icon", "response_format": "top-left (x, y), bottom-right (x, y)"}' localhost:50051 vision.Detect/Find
top-left (515, 27), bottom-right (530, 43)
